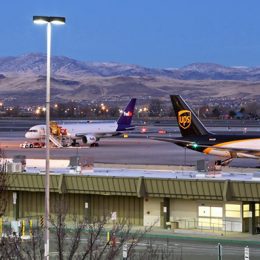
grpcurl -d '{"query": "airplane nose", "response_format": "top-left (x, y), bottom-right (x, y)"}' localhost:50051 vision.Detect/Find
top-left (25, 132), bottom-right (30, 138)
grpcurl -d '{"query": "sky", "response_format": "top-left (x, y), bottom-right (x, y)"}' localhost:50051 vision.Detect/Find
top-left (2, 0), bottom-right (260, 68)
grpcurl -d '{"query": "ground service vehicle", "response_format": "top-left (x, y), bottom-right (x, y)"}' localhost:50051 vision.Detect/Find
top-left (20, 142), bottom-right (45, 148)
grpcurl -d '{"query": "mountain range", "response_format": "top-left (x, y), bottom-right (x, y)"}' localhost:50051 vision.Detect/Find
top-left (0, 53), bottom-right (259, 105)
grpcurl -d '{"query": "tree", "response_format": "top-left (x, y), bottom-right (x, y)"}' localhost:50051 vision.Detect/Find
top-left (148, 99), bottom-right (162, 117)
top-left (0, 194), bottom-right (181, 260)
top-left (212, 107), bottom-right (221, 118)
top-left (48, 195), bottom-right (155, 259)
top-left (0, 224), bottom-right (44, 259)
top-left (0, 148), bottom-right (9, 218)
top-left (244, 102), bottom-right (260, 119)
top-left (229, 110), bottom-right (236, 119)
top-left (0, 194), bottom-right (164, 259)
top-left (108, 106), bottom-right (120, 118)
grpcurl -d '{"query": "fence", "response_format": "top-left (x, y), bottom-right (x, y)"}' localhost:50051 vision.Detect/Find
top-left (1, 217), bottom-right (260, 260)
top-left (170, 218), bottom-right (243, 233)
top-left (0, 217), bottom-right (42, 238)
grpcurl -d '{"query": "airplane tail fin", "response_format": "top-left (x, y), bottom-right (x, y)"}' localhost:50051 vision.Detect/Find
top-left (116, 98), bottom-right (136, 131)
top-left (170, 95), bottom-right (211, 137)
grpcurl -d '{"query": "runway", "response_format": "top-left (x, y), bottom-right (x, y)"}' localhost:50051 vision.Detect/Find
top-left (0, 131), bottom-right (259, 168)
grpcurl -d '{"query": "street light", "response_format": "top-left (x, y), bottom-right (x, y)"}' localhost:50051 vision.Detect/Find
top-left (33, 15), bottom-right (65, 260)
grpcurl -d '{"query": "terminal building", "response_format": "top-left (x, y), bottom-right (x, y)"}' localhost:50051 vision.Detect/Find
top-left (2, 158), bottom-right (260, 235)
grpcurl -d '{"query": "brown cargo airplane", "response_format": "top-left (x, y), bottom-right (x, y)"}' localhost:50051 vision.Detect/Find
top-left (153, 95), bottom-right (260, 165)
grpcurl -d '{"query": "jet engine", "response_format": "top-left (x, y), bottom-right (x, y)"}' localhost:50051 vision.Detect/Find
top-left (82, 135), bottom-right (96, 144)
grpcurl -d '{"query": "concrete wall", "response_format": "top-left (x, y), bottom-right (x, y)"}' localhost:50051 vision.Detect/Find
top-left (143, 197), bottom-right (163, 227)
top-left (170, 199), bottom-right (198, 228)
top-left (2, 190), bottom-right (245, 233)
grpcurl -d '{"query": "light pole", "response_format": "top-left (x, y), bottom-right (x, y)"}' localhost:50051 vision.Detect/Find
top-left (33, 15), bottom-right (65, 259)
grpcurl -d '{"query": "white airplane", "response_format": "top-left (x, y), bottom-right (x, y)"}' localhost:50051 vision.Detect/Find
top-left (25, 98), bottom-right (136, 147)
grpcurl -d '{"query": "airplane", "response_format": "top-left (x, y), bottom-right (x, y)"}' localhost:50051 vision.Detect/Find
top-left (152, 95), bottom-right (260, 165)
top-left (25, 98), bottom-right (136, 147)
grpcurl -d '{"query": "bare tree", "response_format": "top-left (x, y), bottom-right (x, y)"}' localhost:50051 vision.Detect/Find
top-left (0, 226), bottom-right (44, 260)
top-left (0, 148), bottom-right (9, 217)
top-left (0, 235), bottom-right (25, 260)
top-left (47, 195), bottom-right (157, 259)
top-left (148, 99), bottom-right (163, 117)
top-left (1, 194), bottom-right (159, 259)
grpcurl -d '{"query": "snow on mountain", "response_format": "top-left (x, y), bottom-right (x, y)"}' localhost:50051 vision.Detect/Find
top-left (0, 53), bottom-right (259, 105)
top-left (0, 53), bottom-right (260, 80)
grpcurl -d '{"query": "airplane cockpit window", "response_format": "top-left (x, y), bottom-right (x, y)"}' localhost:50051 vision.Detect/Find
top-left (29, 130), bottom-right (38, 132)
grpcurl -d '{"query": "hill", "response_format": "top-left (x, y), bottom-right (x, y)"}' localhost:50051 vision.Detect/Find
top-left (0, 53), bottom-right (259, 105)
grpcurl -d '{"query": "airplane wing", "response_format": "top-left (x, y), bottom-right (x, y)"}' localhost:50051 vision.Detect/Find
top-left (136, 126), bottom-right (178, 135)
top-left (150, 136), bottom-right (260, 157)
top-left (127, 134), bottom-right (191, 145)
top-left (197, 144), bottom-right (260, 156)
top-left (149, 136), bottom-right (193, 144)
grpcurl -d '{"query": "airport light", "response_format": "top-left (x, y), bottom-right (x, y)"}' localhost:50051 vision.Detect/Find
top-left (33, 15), bottom-right (65, 260)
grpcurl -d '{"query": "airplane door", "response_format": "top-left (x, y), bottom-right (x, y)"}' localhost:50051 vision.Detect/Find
top-left (39, 127), bottom-right (45, 137)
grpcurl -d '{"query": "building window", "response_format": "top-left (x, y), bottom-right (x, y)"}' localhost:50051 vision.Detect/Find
top-left (211, 207), bottom-right (223, 218)
top-left (199, 206), bottom-right (223, 218)
top-left (198, 217), bottom-right (223, 228)
top-left (255, 204), bottom-right (259, 217)
top-left (243, 204), bottom-right (250, 218)
top-left (198, 206), bottom-right (210, 217)
top-left (198, 206), bottom-right (223, 228)
top-left (242, 204), bottom-right (259, 218)
top-left (225, 204), bottom-right (241, 218)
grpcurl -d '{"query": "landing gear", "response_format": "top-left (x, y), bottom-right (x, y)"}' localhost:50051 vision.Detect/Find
top-left (71, 139), bottom-right (80, 147)
top-left (216, 158), bottom-right (233, 166)
top-left (90, 143), bottom-right (99, 147)
top-left (70, 140), bottom-right (99, 147)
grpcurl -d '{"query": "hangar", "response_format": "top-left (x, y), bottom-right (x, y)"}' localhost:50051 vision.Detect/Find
top-left (2, 165), bottom-right (260, 235)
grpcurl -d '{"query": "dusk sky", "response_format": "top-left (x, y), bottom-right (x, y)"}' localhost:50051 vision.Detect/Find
top-left (2, 0), bottom-right (260, 68)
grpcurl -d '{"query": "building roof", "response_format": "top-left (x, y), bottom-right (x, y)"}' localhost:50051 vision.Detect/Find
top-left (7, 166), bottom-right (260, 201)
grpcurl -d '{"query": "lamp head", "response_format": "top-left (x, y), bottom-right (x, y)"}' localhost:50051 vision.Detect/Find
top-left (33, 16), bottom-right (66, 25)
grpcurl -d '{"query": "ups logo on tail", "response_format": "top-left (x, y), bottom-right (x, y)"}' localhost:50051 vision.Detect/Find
top-left (178, 110), bottom-right (191, 129)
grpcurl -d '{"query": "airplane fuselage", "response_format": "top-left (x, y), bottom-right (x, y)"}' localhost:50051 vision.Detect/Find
top-left (62, 121), bottom-right (119, 138)
top-left (25, 121), bottom-right (120, 140)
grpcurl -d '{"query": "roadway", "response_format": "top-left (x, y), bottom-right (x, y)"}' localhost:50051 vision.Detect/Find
top-left (139, 234), bottom-right (260, 260)
top-left (0, 131), bottom-right (259, 168)
top-left (47, 230), bottom-right (260, 260)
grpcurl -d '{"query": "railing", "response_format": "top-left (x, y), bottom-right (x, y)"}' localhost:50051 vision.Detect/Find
top-left (171, 218), bottom-right (243, 233)
top-left (49, 134), bottom-right (63, 148)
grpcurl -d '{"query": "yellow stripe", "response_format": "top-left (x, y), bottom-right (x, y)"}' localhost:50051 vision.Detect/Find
top-left (203, 138), bottom-right (260, 155)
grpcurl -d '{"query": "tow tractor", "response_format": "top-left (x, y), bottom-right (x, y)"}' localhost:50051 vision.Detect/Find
top-left (20, 142), bottom-right (45, 148)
